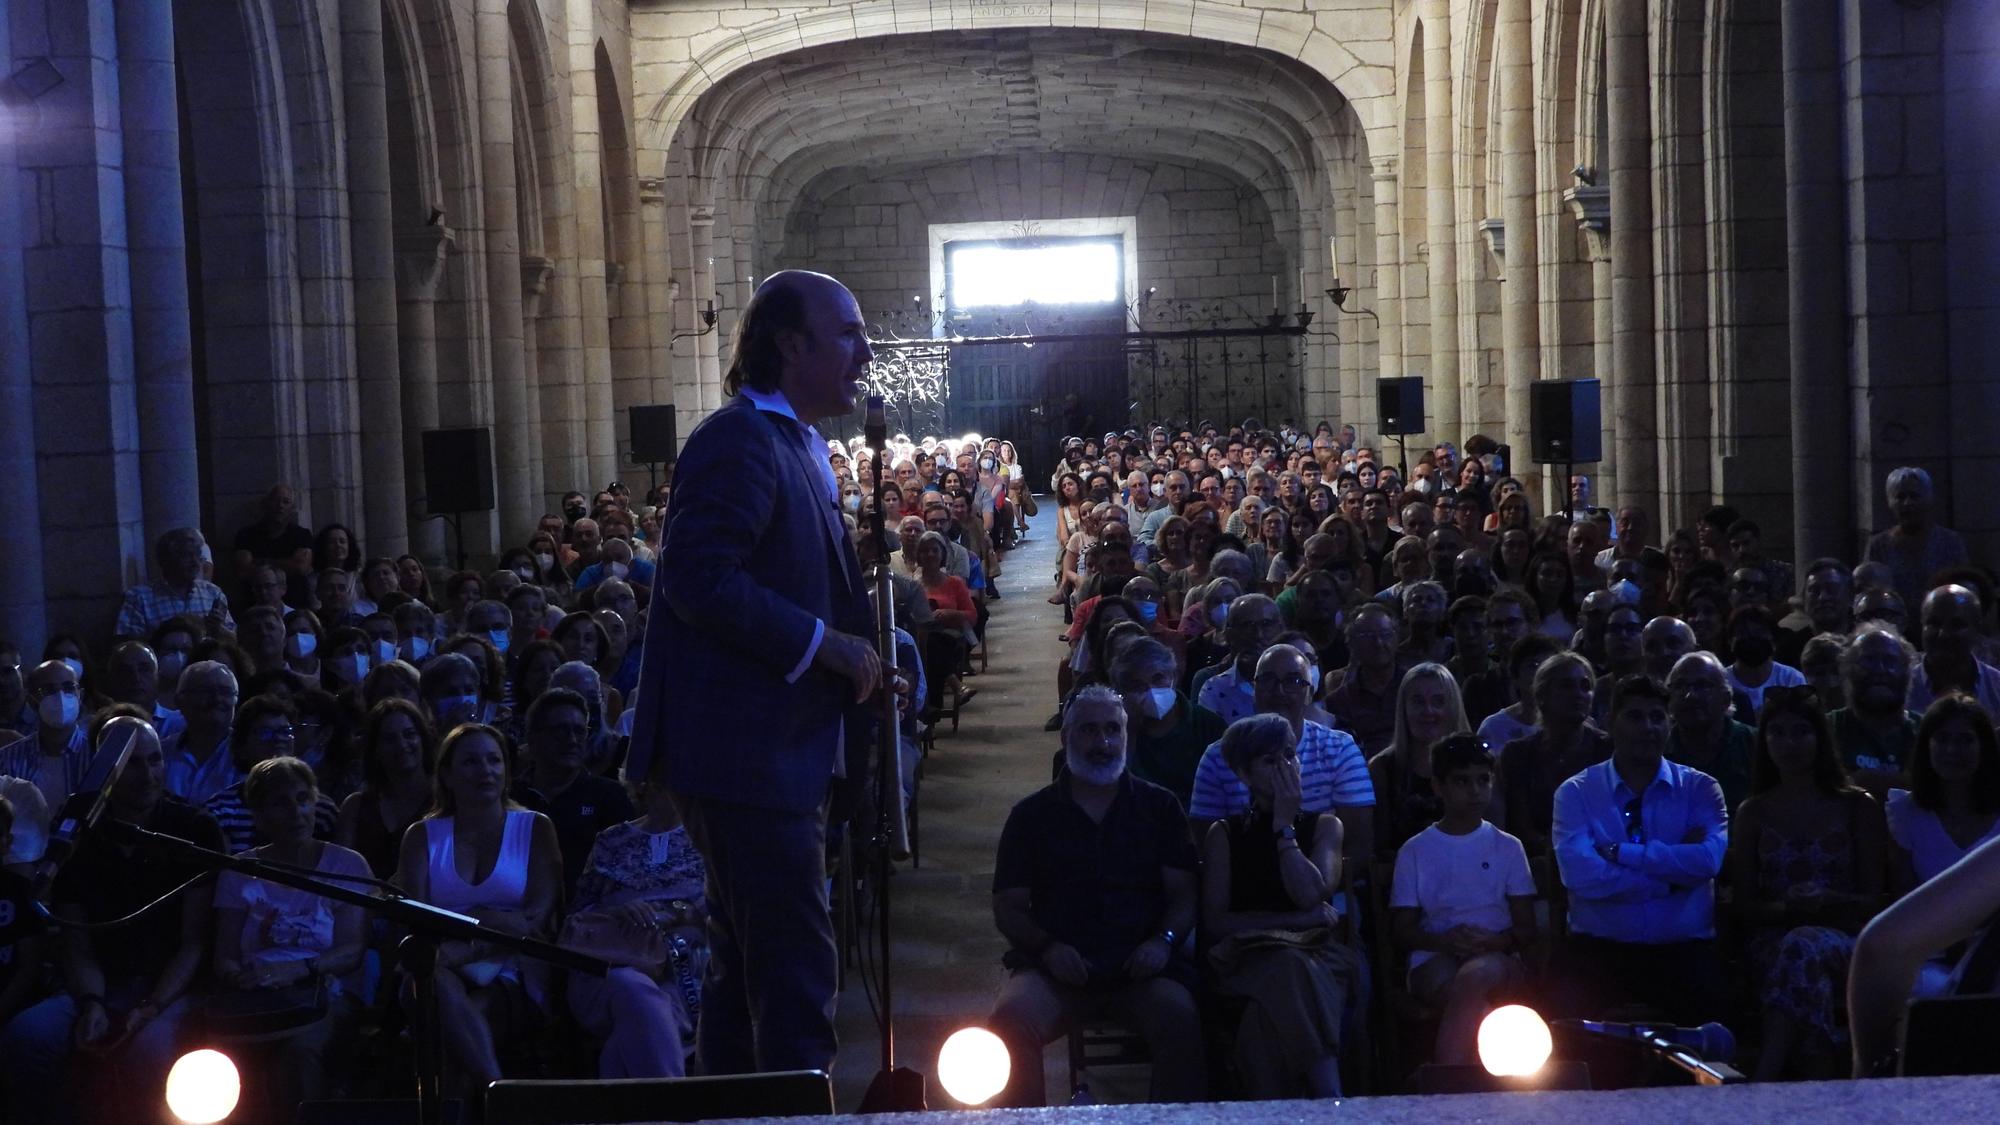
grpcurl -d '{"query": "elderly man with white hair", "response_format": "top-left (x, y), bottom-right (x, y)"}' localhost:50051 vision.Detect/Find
top-left (115, 527), bottom-right (234, 639)
top-left (162, 660), bottom-right (241, 806)
top-left (1864, 466), bottom-right (1970, 616)
top-left (984, 685), bottom-right (1206, 1107)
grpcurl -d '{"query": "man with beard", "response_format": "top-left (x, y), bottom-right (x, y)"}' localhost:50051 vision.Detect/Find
top-left (1777, 558), bottom-right (1853, 668)
top-left (1664, 652), bottom-right (1757, 816)
top-left (986, 686), bottom-right (1205, 1107)
top-left (1831, 626), bottom-right (1921, 798)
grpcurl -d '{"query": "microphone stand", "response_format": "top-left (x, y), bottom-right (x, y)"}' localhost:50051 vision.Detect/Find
top-left (108, 823), bottom-right (608, 1125)
top-left (858, 398), bottom-right (926, 1112)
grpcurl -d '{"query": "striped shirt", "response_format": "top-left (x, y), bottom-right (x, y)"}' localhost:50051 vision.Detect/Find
top-left (203, 783), bottom-right (341, 854)
top-left (0, 725), bottom-right (90, 814)
top-left (114, 578), bottom-right (235, 638)
top-left (1188, 719), bottom-right (1376, 820)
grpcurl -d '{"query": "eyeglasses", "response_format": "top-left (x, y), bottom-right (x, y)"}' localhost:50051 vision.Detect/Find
top-left (252, 725), bottom-right (296, 744)
top-left (1622, 796), bottom-right (1645, 844)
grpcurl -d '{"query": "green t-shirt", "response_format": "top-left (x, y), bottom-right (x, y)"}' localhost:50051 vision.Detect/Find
top-left (1829, 707), bottom-right (1921, 777)
top-left (1128, 698), bottom-right (1228, 811)
top-left (1668, 719), bottom-right (1757, 815)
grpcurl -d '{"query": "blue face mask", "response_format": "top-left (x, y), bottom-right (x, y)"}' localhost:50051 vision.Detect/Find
top-left (1210, 601), bottom-right (1231, 628)
top-left (1137, 601), bottom-right (1160, 625)
top-left (488, 629), bottom-right (511, 655)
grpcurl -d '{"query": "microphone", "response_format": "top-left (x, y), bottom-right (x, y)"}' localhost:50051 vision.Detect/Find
top-left (864, 395), bottom-right (887, 453)
top-left (34, 716), bottom-right (147, 896)
top-left (1556, 1018), bottom-right (1737, 1062)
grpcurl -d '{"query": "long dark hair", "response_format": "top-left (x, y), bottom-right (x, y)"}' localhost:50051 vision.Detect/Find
top-left (1911, 693), bottom-right (2000, 815)
top-left (1751, 686), bottom-right (1851, 796)
top-left (723, 276), bottom-right (808, 397)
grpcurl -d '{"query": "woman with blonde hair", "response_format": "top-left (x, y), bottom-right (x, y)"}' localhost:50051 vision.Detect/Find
top-left (1367, 663), bottom-right (1472, 856)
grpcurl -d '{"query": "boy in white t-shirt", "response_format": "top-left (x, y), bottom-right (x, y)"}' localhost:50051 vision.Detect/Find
top-left (1389, 733), bottom-right (1538, 1065)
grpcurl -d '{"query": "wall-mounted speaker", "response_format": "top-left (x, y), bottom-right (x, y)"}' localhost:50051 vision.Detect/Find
top-left (629, 404), bottom-right (679, 464)
top-left (421, 428), bottom-right (495, 513)
top-left (1530, 379), bottom-right (1602, 464)
top-left (1376, 377), bottom-right (1425, 436)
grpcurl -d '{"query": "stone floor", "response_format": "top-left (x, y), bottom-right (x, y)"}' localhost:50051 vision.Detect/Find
top-left (827, 505), bottom-right (1118, 1111)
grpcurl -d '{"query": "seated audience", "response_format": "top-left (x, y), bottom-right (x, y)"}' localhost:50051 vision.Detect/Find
top-left (1367, 662), bottom-right (1471, 857)
top-left (1195, 594), bottom-right (1281, 725)
top-left (1324, 605), bottom-right (1404, 757)
top-left (210, 756), bottom-right (371, 1109)
top-left (335, 698), bottom-right (437, 879)
top-left (1907, 584), bottom-right (2000, 715)
top-left (116, 527), bottom-right (234, 640)
top-left (1666, 651), bottom-right (1758, 815)
top-left (1727, 687), bottom-right (1888, 1079)
top-left (1498, 650), bottom-right (1610, 856)
top-left (1861, 466), bottom-right (1969, 616)
top-left (1552, 675), bottom-right (1729, 1026)
top-left (564, 764), bottom-right (708, 1079)
top-left (1, 717), bottom-right (224, 1122)
top-left (394, 723), bottom-right (562, 1092)
top-left (1475, 634), bottom-right (1565, 758)
top-left (1199, 713), bottom-right (1358, 1098)
top-left (986, 687), bottom-right (1203, 1108)
top-left (1886, 694), bottom-right (2000, 893)
top-left (1111, 639), bottom-right (1224, 809)
top-left (0, 659), bottom-right (90, 815)
top-left (164, 659), bottom-right (242, 806)
top-left (1830, 626), bottom-right (1920, 798)
top-left (1390, 733), bottom-right (1538, 1067)
top-left (516, 689), bottom-right (633, 898)
top-left (205, 693), bottom-right (340, 853)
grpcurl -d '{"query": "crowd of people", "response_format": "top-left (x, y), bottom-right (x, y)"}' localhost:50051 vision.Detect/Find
top-left (0, 418), bottom-right (1022, 1121)
top-left (1, 399), bottom-right (1995, 1116)
top-left (981, 418), bottom-right (2000, 1102)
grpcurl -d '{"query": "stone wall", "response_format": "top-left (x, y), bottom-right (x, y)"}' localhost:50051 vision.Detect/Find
top-left (775, 152), bottom-right (1297, 427)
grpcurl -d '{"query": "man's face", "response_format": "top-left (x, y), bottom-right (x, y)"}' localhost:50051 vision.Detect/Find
top-left (1923, 590), bottom-right (1981, 660)
top-left (1224, 599), bottom-right (1281, 661)
top-left (573, 519), bottom-right (601, 553)
top-left (1165, 475), bottom-right (1189, 507)
top-left (1890, 480), bottom-right (1932, 528)
top-left (163, 536), bottom-right (203, 584)
top-left (179, 672), bottom-right (238, 730)
top-left (1613, 695), bottom-right (1672, 761)
top-left (1253, 650), bottom-right (1313, 715)
top-left (1361, 493), bottom-right (1388, 525)
top-left (780, 279), bottom-right (873, 422)
top-left (925, 508), bottom-right (951, 537)
top-left (510, 591), bottom-right (546, 633)
top-left (1095, 541), bottom-right (1135, 579)
top-left (1403, 585), bottom-right (1447, 631)
top-left (1391, 541), bottom-right (1428, 584)
top-left (529, 702), bottom-right (589, 773)
top-left (28, 662), bottom-right (81, 728)
top-left (265, 486), bottom-right (297, 525)
top-left (1439, 764), bottom-right (1494, 819)
top-left (601, 513), bottom-right (633, 542)
top-left (1604, 608), bottom-right (1644, 668)
top-left (1062, 699), bottom-right (1128, 784)
top-left (1729, 568), bottom-right (1770, 609)
top-left (1348, 614), bottom-right (1397, 671)
top-left (1667, 661), bottom-right (1730, 732)
top-left (1401, 505), bottom-right (1434, 540)
top-left (1196, 477), bottom-right (1223, 505)
top-left (1846, 633), bottom-right (1912, 711)
top-left (107, 645), bottom-right (158, 704)
top-left (1616, 507), bottom-right (1648, 546)
top-left (1644, 620), bottom-right (1696, 680)
top-left (1452, 610), bottom-right (1489, 660)
top-left (317, 571), bottom-right (354, 613)
top-left (1805, 567), bottom-right (1853, 627)
top-left (249, 567), bottom-right (288, 607)
top-left (1487, 602), bottom-right (1529, 656)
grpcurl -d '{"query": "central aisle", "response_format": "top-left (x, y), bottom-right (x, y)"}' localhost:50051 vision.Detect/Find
top-left (829, 504), bottom-right (1075, 1109)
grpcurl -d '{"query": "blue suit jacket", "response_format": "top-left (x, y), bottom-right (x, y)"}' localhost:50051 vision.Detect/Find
top-left (627, 395), bottom-right (874, 813)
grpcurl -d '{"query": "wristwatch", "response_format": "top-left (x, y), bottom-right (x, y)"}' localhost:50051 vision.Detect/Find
top-left (1158, 928), bottom-right (1180, 950)
top-left (1274, 823), bottom-right (1298, 843)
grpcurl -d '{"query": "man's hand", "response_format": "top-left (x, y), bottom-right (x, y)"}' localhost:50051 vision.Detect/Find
top-left (73, 1001), bottom-right (109, 1049)
top-left (1040, 942), bottom-right (1091, 988)
top-left (1122, 936), bottom-right (1170, 981)
top-left (813, 629), bottom-right (882, 703)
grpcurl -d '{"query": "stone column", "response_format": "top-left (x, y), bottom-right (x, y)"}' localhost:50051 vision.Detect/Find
top-left (0, 8), bottom-right (49, 653)
top-left (1369, 157), bottom-right (1405, 431)
top-left (1567, 185), bottom-right (1616, 503)
top-left (689, 206), bottom-right (724, 414)
top-left (396, 228), bottom-right (454, 561)
top-left (114, 0), bottom-right (201, 548)
top-left (341, 0), bottom-right (409, 557)
top-left (520, 255), bottom-right (553, 512)
top-left (1607, 0), bottom-right (1658, 513)
top-left (1497, 0), bottom-right (1541, 489)
top-left (1422, 0), bottom-right (1461, 445)
top-left (474, 0), bottom-right (533, 545)
top-left (1781, 0), bottom-right (1852, 565)
top-left (638, 176), bottom-right (684, 463)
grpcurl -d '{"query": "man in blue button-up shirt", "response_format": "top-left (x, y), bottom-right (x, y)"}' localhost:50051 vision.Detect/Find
top-left (1552, 673), bottom-right (1730, 1025)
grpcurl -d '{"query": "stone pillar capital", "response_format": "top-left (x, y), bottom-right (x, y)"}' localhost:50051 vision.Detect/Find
top-left (520, 254), bottom-right (554, 316)
top-left (639, 177), bottom-right (666, 204)
top-left (1563, 184), bottom-right (1611, 259)
top-left (1479, 217), bottom-right (1506, 263)
top-left (394, 226), bottom-right (456, 297)
top-left (689, 205), bottom-right (716, 227)
top-left (1370, 156), bottom-right (1399, 184)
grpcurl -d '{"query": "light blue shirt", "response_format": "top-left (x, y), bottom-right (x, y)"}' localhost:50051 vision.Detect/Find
top-left (165, 732), bottom-right (241, 809)
top-left (1196, 664), bottom-right (1258, 726)
top-left (1553, 755), bottom-right (1727, 944)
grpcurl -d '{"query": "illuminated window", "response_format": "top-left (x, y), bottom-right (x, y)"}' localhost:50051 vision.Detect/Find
top-left (946, 238), bottom-right (1122, 308)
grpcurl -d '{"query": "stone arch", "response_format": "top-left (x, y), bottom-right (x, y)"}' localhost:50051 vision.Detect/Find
top-left (174, 0), bottom-right (311, 535)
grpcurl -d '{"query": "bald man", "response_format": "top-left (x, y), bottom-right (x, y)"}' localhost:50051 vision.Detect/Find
top-left (628, 270), bottom-right (880, 1076)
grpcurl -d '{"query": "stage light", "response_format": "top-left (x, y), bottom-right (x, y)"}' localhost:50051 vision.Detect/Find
top-left (936, 1026), bottom-right (1010, 1106)
top-left (165, 1048), bottom-right (240, 1124)
top-left (1479, 1004), bottom-right (1553, 1078)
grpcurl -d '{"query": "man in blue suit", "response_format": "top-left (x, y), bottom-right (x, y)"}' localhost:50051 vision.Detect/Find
top-left (627, 270), bottom-right (882, 1075)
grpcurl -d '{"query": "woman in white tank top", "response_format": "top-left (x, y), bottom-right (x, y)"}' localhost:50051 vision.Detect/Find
top-left (395, 722), bottom-right (562, 1091)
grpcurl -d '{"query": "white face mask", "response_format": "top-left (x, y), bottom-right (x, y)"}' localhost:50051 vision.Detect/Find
top-left (38, 689), bottom-right (78, 728)
top-left (1307, 665), bottom-right (1322, 693)
top-left (534, 552), bottom-right (554, 571)
top-left (288, 632), bottom-right (317, 659)
top-left (608, 561), bottom-right (630, 579)
top-left (1150, 482), bottom-right (1166, 498)
top-left (515, 566), bottom-right (536, 582)
top-left (842, 495), bottom-right (863, 514)
top-left (1139, 686), bottom-right (1177, 720)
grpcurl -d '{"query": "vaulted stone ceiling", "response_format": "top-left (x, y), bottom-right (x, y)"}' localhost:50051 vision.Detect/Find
top-left (671, 27), bottom-right (1366, 232)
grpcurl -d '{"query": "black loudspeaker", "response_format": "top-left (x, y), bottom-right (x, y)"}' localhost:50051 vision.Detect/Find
top-left (629, 404), bottom-right (679, 464)
top-left (1531, 378), bottom-right (1603, 464)
top-left (421, 427), bottom-right (495, 513)
top-left (1376, 377), bottom-right (1425, 435)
